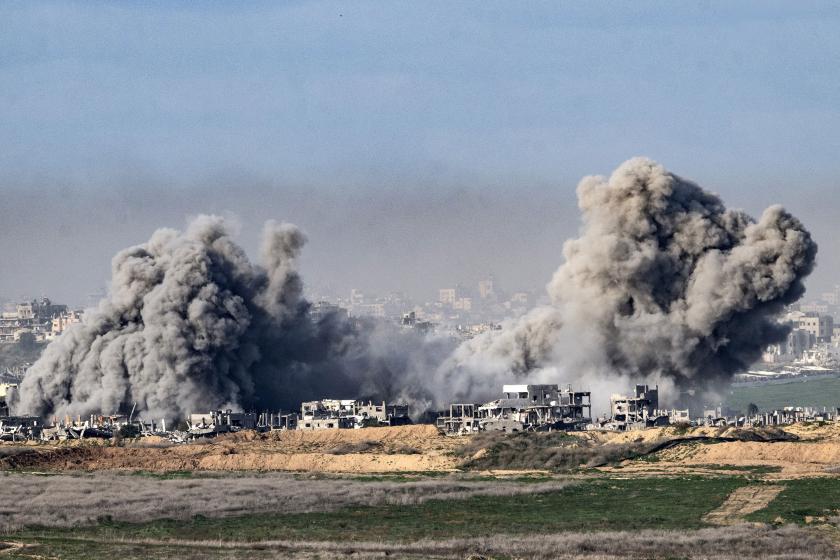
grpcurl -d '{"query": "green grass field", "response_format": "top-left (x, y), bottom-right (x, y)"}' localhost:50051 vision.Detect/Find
top-left (8, 476), bottom-right (744, 559)
top-left (747, 478), bottom-right (840, 524)
top-left (725, 376), bottom-right (840, 412)
top-left (8, 474), bottom-right (840, 559)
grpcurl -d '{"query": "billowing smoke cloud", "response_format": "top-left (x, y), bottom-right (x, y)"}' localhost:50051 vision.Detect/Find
top-left (11, 215), bottom-right (451, 420)
top-left (436, 158), bottom-right (817, 405)
top-left (11, 158), bottom-right (817, 420)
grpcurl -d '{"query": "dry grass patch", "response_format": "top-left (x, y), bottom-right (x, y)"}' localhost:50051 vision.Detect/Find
top-left (0, 471), bottom-right (574, 532)
top-left (15, 525), bottom-right (840, 560)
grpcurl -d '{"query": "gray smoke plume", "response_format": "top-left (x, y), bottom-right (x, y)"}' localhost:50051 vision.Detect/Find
top-left (11, 215), bottom-right (451, 420)
top-left (436, 157), bottom-right (817, 403)
top-left (11, 158), bottom-right (818, 419)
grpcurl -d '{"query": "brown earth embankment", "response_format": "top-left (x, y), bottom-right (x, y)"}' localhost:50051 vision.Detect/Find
top-left (0, 425), bottom-right (459, 473)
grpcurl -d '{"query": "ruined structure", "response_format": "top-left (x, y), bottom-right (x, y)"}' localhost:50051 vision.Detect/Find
top-left (37, 412), bottom-right (174, 442)
top-left (606, 385), bottom-right (671, 431)
top-left (437, 384), bottom-right (592, 434)
top-left (257, 411), bottom-right (298, 430)
top-left (188, 410), bottom-right (258, 437)
top-left (298, 399), bottom-right (411, 430)
top-left (0, 415), bottom-right (43, 441)
top-left (437, 404), bottom-right (479, 435)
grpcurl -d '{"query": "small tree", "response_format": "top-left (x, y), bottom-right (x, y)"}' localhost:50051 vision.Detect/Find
top-left (747, 403), bottom-right (759, 416)
top-left (120, 424), bottom-right (141, 438)
top-left (360, 417), bottom-right (382, 428)
top-left (17, 331), bottom-right (37, 350)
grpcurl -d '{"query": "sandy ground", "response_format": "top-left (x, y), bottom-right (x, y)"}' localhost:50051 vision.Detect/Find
top-left (0, 425), bottom-right (461, 473)
top-left (6, 423), bottom-right (840, 476)
top-left (673, 441), bottom-right (840, 474)
top-left (591, 423), bottom-right (840, 479)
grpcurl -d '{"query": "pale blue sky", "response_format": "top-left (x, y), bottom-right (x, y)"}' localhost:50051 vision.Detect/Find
top-left (1, 2), bottom-right (839, 303)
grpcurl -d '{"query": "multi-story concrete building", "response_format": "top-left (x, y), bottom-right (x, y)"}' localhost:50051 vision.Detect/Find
top-left (188, 409), bottom-right (258, 436)
top-left (257, 411), bottom-right (298, 430)
top-left (438, 288), bottom-right (457, 305)
top-left (310, 301), bottom-right (348, 323)
top-left (800, 302), bottom-right (832, 315)
top-left (437, 384), bottom-right (592, 434)
top-left (609, 384), bottom-right (668, 431)
top-left (833, 325), bottom-right (840, 345)
top-left (0, 298), bottom-right (70, 343)
top-left (355, 401), bottom-right (410, 425)
top-left (46, 310), bottom-right (83, 340)
top-left (765, 327), bottom-right (814, 362)
top-left (478, 278), bottom-right (495, 300)
top-left (437, 404), bottom-right (479, 434)
top-left (799, 313), bottom-right (834, 343)
top-left (0, 304), bottom-right (36, 342)
top-left (349, 289), bottom-right (365, 306)
top-left (299, 398), bottom-right (410, 430)
top-left (453, 297), bottom-right (472, 311)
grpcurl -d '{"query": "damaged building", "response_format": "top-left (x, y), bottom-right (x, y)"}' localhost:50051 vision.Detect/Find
top-left (188, 410), bottom-right (258, 437)
top-left (437, 384), bottom-right (592, 434)
top-left (257, 411), bottom-right (298, 431)
top-left (39, 410), bottom-right (176, 441)
top-left (0, 415), bottom-right (43, 441)
top-left (299, 399), bottom-right (411, 430)
top-left (437, 403), bottom-right (479, 435)
top-left (599, 384), bottom-right (685, 431)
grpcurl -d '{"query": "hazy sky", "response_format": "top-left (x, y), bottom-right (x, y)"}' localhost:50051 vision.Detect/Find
top-left (1, 1), bottom-right (839, 306)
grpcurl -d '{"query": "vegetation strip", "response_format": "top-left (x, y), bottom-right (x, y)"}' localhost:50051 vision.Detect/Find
top-left (8, 525), bottom-right (840, 560)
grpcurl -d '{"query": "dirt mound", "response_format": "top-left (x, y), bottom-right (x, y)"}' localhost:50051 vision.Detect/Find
top-left (6, 424), bottom-right (831, 476)
top-left (268, 424), bottom-right (445, 449)
top-left (1, 446), bottom-right (457, 473)
top-left (195, 452), bottom-right (456, 472)
top-left (730, 426), bottom-right (799, 442)
top-left (687, 441), bottom-right (840, 467)
top-left (0, 425), bottom-right (458, 473)
top-left (783, 422), bottom-right (840, 441)
top-left (579, 425), bottom-right (800, 447)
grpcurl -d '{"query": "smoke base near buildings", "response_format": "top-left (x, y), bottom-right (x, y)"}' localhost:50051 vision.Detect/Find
top-left (11, 158), bottom-right (817, 419)
top-left (437, 158), bottom-right (817, 406)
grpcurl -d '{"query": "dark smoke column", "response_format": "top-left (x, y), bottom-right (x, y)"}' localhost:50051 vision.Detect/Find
top-left (439, 158), bottom-right (817, 399)
top-left (9, 158), bottom-right (819, 419)
top-left (11, 214), bottom-right (449, 421)
top-left (10, 216), bottom-right (311, 420)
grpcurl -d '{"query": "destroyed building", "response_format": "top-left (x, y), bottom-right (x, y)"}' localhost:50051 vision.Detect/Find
top-left (257, 411), bottom-right (298, 430)
top-left (299, 399), bottom-right (410, 430)
top-left (437, 404), bottom-right (479, 435)
top-left (0, 415), bottom-right (43, 441)
top-left (0, 383), bottom-right (17, 416)
top-left (188, 410), bottom-right (258, 437)
top-left (606, 384), bottom-right (671, 431)
top-left (437, 384), bottom-right (592, 434)
top-left (39, 410), bottom-right (175, 441)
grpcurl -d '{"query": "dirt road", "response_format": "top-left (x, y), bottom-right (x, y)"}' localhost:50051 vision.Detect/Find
top-left (703, 485), bottom-right (784, 525)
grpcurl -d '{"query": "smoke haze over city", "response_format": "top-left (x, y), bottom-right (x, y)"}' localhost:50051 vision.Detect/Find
top-left (1, 3), bottom-right (840, 308)
top-left (7, 6), bottom-right (840, 560)
top-left (9, 158), bottom-right (816, 420)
